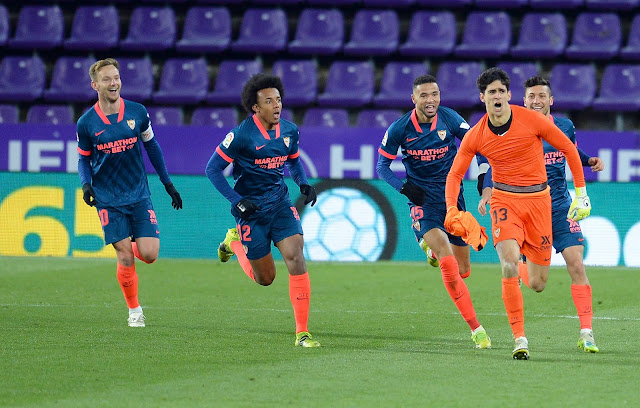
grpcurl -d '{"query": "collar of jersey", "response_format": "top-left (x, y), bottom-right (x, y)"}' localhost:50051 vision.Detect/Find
top-left (252, 114), bottom-right (280, 140)
top-left (94, 98), bottom-right (125, 124)
top-left (410, 109), bottom-right (438, 134)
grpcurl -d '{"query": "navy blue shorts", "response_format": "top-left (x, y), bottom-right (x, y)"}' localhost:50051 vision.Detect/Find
top-left (409, 197), bottom-right (467, 247)
top-left (97, 198), bottom-right (159, 245)
top-left (552, 205), bottom-right (585, 253)
top-left (235, 198), bottom-right (303, 260)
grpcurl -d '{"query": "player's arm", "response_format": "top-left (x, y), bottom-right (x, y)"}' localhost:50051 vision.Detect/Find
top-left (445, 134), bottom-right (477, 210)
top-left (376, 127), bottom-right (426, 205)
top-left (285, 135), bottom-right (316, 206)
top-left (539, 120), bottom-right (591, 220)
top-left (76, 122), bottom-right (96, 206)
top-left (140, 117), bottom-right (182, 209)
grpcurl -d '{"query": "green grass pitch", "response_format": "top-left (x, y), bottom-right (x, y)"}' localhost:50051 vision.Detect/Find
top-left (1, 257), bottom-right (638, 407)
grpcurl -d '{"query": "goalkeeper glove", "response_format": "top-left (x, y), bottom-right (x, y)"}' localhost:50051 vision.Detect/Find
top-left (235, 198), bottom-right (261, 221)
top-left (400, 182), bottom-right (426, 206)
top-left (82, 183), bottom-right (97, 207)
top-left (568, 186), bottom-right (591, 221)
top-left (300, 184), bottom-right (317, 206)
top-left (164, 182), bottom-right (183, 210)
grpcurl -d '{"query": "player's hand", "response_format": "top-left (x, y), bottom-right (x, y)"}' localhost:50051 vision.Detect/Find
top-left (400, 182), bottom-right (426, 206)
top-left (235, 198), bottom-right (261, 221)
top-left (568, 187), bottom-right (591, 221)
top-left (82, 183), bottom-right (97, 207)
top-left (588, 157), bottom-right (604, 172)
top-left (300, 184), bottom-right (317, 206)
top-left (477, 187), bottom-right (492, 216)
top-left (164, 182), bottom-right (182, 210)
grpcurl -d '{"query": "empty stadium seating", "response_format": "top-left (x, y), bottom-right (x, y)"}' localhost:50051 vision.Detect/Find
top-left (510, 13), bottom-right (567, 58)
top-left (565, 12), bottom-right (622, 59)
top-left (120, 7), bottom-right (176, 51)
top-left (288, 9), bottom-right (344, 55)
top-left (207, 60), bottom-right (262, 105)
top-left (175, 6), bottom-right (231, 53)
top-left (455, 12), bottom-right (512, 58)
top-left (373, 62), bottom-right (430, 108)
top-left (343, 10), bottom-right (399, 56)
top-left (0, 104), bottom-right (19, 124)
top-left (147, 106), bottom-right (184, 126)
top-left (191, 107), bottom-right (238, 128)
top-left (592, 64), bottom-right (640, 111)
top-left (303, 108), bottom-right (349, 127)
top-left (549, 64), bottom-right (597, 110)
top-left (0, 56), bottom-right (46, 102)
top-left (9, 5), bottom-right (64, 49)
top-left (317, 61), bottom-right (374, 108)
top-left (356, 110), bottom-right (402, 128)
top-left (399, 11), bottom-right (456, 57)
top-left (44, 57), bottom-right (95, 103)
top-left (64, 6), bottom-right (119, 50)
top-left (272, 60), bottom-right (317, 107)
top-left (26, 105), bottom-right (74, 125)
top-left (231, 9), bottom-right (288, 54)
top-left (153, 58), bottom-right (209, 104)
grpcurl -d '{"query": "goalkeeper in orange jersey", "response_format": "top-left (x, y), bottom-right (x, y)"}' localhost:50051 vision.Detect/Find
top-left (444, 68), bottom-right (591, 360)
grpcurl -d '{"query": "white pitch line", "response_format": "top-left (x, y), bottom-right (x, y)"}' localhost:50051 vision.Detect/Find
top-left (1, 303), bottom-right (639, 322)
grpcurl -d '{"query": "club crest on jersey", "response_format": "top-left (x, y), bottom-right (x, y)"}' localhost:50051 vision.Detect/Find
top-left (412, 220), bottom-right (420, 231)
top-left (223, 132), bottom-right (234, 148)
top-left (283, 137), bottom-right (290, 148)
top-left (438, 130), bottom-right (447, 140)
top-left (127, 119), bottom-right (135, 130)
top-left (494, 227), bottom-right (501, 237)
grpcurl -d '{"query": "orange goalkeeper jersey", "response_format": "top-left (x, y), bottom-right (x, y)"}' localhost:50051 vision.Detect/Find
top-left (445, 105), bottom-right (586, 209)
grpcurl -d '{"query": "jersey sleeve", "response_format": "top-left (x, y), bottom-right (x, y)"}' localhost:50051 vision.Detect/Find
top-left (215, 129), bottom-right (241, 164)
top-left (445, 127), bottom-right (479, 209)
top-left (377, 123), bottom-right (402, 160)
top-left (537, 116), bottom-right (586, 188)
top-left (76, 118), bottom-right (93, 157)
top-left (288, 126), bottom-right (301, 159)
top-left (139, 106), bottom-right (154, 142)
top-left (441, 106), bottom-right (471, 140)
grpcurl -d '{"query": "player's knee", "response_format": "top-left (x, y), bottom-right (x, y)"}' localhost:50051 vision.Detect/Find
top-left (255, 275), bottom-right (274, 286)
top-left (141, 253), bottom-right (158, 264)
top-left (529, 279), bottom-right (546, 292)
top-left (501, 262), bottom-right (519, 278)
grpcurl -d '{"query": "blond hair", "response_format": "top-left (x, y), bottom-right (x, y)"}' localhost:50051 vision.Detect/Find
top-left (89, 58), bottom-right (119, 82)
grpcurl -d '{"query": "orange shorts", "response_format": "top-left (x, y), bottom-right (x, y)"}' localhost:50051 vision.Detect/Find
top-left (489, 187), bottom-right (553, 266)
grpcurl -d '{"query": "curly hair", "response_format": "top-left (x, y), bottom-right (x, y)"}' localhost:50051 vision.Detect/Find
top-left (524, 76), bottom-right (552, 96)
top-left (241, 73), bottom-right (285, 113)
top-left (476, 67), bottom-right (510, 93)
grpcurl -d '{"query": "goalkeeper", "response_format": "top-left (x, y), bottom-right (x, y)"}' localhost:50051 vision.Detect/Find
top-left (476, 76), bottom-right (603, 354)
top-left (444, 68), bottom-right (591, 360)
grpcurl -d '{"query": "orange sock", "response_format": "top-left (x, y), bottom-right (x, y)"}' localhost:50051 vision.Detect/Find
top-left (230, 240), bottom-right (255, 281)
top-left (131, 241), bottom-right (154, 264)
top-left (440, 255), bottom-right (480, 331)
top-left (571, 284), bottom-right (593, 330)
top-left (116, 263), bottom-right (139, 308)
top-left (518, 261), bottom-right (530, 288)
top-left (502, 277), bottom-right (525, 339)
top-left (289, 272), bottom-right (311, 334)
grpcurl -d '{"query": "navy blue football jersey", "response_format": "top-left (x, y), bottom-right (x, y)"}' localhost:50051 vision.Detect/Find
top-left (77, 98), bottom-right (154, 207)
top-left (544, 115), bottom-right (577, 209)
top-left (378, 106), bottom-right (470, 203)
top-left (215, 114), bottom-right (301, 211)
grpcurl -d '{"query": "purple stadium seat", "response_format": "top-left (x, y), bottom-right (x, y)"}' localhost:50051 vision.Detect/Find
top-left (592, 65), bottom-right (640, 111)
top-left (191, 107), bottom-right (238, 127)
top-left (153, 58), bottom-right (209, 104)
top-left (272, 60), bottom-right (317, 107)
top-left (317, 61), bottom-right (374, 108)
top-left (9, 5), bottom-right (63, 49)
top-left (147, 107), bottom-right (183, 126)
top-left (64, 6), bottom-right (119, 50)
top-left (0, 105), bottom-right (19, 124)
top-left (415, 0), bottom-right (472, 5)
top-left (549, 64), bottom-right (596, 110)
top-left (196, 0), bottom-right (244, 3)
top-left (118, 58), bottom-right (154, 103)
top-left (621, 15), bottom-right (640, 60)
top-left (565, 13), bottom-right (621, 60)
top-left (120, 7), bottom-right (176, 51)
top-left (400, 11), bottom-right (456, 57)
top-left (280, 108), bottom-right (293, 122)
top-left (436, 62), bottom-right (484, 109)
top-left (288, 9), bottom-right (343, 56)
top-left (585, 0), bottom-right (639, 9)
top-left (0, 56), bottom-right (46, 102)
top-left (26, 105), bottom-right (74, 125)
top-left (343, 10), bottom-right (399, 56)
top-left (231, 9), bottom-right (287, 54)
top-left (530, 0), bottom-right (584, 7)
top-left (496, 62), bottom-right (539, 103)
top-left (468, 112), bottom-right (486, 126)
top-left (373, 62), bottom-right (429, 108)
top-left (0, 6), bottom-right (8, 46)
top-left (207, 60), bottom-right (263, 105)
top-left (307, 0), bottom-right (359, 4)
top-left (356, 110), bottom-right (402, 128)
top-left (302, 108), bottom-right (349, 128)
top-left (176, 7), bottom-right (230, 53)
top-left (455, 12), bottom-right (511, 58)
top-left (363, 0), bottom-right (415, 5)
top-left (474, 0), bottom-right (529, 7)
top-left (510, 13), bottom-right (567, 58)
top-left (44, 57), bottom-right (95, 103)
top-left (250, 0), bottom-right (302, 4)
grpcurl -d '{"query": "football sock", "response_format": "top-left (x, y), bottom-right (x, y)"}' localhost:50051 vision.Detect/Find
top-left (289, 272), bottom-right (311, 334)
top-left (440, 255), bottom-right (480, 331)
top-left (230, 240), bottom-right (255, 281)
top-left (502, 277), bottom-right (525, 339)
top-left (117, 263), bottom-right (139, 309)
top-left (518, 261), bottom-right (530, 288)
top-left (571, 284), bottom-right (593, 330)
top-left (131, 241), bottom-right (155, 264)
